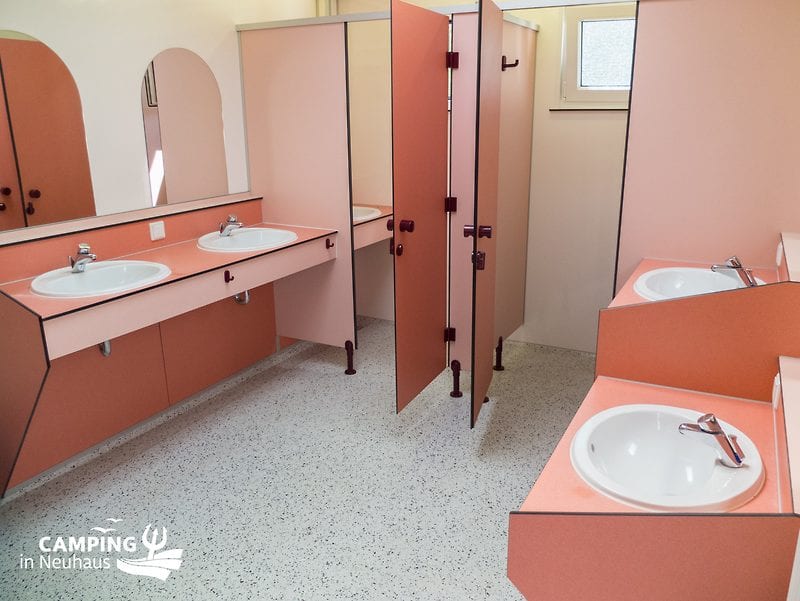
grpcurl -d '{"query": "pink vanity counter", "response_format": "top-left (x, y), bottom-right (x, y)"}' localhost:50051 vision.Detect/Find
top-left (610, 257), bottom-right (780, 308)
top-left (509, 254), bottom-right (800, 600)
top-left (0, 194), bottom-right (344, 495)
top-left (0, 222), bottom-right (337, 319)
top-left (521, 376), bottom-right (790, 515)
top-left (508, 373), bottom-right (800, 601)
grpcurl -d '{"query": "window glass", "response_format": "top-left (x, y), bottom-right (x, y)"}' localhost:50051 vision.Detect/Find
top-left (579, 19), bottom-right (635, 89)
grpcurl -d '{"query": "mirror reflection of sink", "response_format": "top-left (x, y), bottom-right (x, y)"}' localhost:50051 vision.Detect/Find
top-left (633, 267), bottom-right (765, 301)
top-left (197, 227), bottom-right (298, 252)
top-left (31, 260), bottom-right (171, 298)
top-left (352, 205), bottom-right (382, 223)
top-left (570, 404), bottom-right (764, 512)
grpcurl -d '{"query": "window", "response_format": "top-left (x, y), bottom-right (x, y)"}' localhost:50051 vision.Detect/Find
top-left (561, 4), bottom-right (636, 107)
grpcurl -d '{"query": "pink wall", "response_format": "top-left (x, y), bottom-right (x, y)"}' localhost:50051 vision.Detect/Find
top-left (616, 0), bottom-right (800, 289)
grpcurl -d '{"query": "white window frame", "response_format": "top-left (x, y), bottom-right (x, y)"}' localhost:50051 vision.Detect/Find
top-left (560, 3), bottom-right (636, 108)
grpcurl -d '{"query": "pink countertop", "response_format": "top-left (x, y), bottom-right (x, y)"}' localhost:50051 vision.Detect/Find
top-left (610, 258), bottom-right (780, 308)
top-left (520, 376), bottom-right (789, 514)
top-left (1, 222), bottom-right (337, 319)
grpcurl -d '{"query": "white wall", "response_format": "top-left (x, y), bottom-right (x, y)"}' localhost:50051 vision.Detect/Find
top-left (508, 7), bottom-right (628, 352)
top-left (0, 0), bottom-right (317, 216)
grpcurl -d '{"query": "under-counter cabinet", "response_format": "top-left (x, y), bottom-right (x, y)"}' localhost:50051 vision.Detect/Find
top-left (8, 325), bottom-right (170, 488)
top-left (0, 196), bottom-right (337, 496)
top-left (160, 283), bottom-right (276, 403)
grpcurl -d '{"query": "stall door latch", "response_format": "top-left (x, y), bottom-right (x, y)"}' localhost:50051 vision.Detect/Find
top-left (472, 250), bottom-right (486, 270)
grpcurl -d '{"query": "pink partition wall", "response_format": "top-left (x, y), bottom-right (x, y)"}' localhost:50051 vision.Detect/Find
top-left (616, 0), bottom-right (800, 289)
top-left (597, 282), bottom-right (800, 402)
top-left (240, 24), bottom-right (355, 349)
top-left (391, 0), bottom-right (449, 412)
top-left (449, 13), bottom-right (478, 369)
top-left (470, 0), bottom-right (503, 426)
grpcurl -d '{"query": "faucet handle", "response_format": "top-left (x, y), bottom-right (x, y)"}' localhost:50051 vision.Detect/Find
top-left (226, 214), bottom-right (238, 223)
top-left (725, 255), bottom-right (743, 268)
top-left (697, 413), bottom-right (722, 433)
top-left (77, 242), bottom-right (92, 255)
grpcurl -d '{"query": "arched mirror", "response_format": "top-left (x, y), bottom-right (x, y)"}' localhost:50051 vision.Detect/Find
top-left (0, 31), bottom-right (95, 231)
top-left (141, 48), bottom-right (228, 206)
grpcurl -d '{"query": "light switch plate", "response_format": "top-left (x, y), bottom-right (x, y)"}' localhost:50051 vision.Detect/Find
top-left (149, 221), bottom-right (166, 241)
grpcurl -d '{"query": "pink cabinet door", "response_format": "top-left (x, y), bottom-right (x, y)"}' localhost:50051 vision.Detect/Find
top-left (160, 283), bottom-right (277, 404)
top-left (391, 0), bottom-right (449, 412)
top-left (8, 325), bottom-right (169, 489)
top-left (470, 0), bottom-right (503, 427)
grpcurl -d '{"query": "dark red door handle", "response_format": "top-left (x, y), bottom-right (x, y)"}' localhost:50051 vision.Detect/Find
top-left (224, 270), bottom-right (234, 283)
top-left (395, 243), bottom-right (404, 256)
top-left (25, 202), bottom-right (35, 215)
top-left (478, 225), bottom-right (492, 238)
top-left (28, 189), bottom-right (41, 199)
top-left (326, 238), bottom-right (334, 249)
top-left (386, 218), bottom-right (394, 231)
top-left (0, 203), bottom-right (5, 211)
top-left (399, 219), bottom-right (415, 233)
top-left (0, 187), bottom-right (11, 196)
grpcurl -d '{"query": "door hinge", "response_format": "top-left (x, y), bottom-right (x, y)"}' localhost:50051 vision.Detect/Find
top-left (446, 51), bottom-right (460, 69)
top-left (472, 250), bottom-right (486, 270)
top-left (445, 196), bottom-right (457, 212)
top-left (444, 327), bottom-right (456, 342)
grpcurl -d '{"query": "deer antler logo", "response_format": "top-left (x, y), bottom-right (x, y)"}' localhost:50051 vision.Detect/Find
top-left (141, 524), bottom-right (168, 560)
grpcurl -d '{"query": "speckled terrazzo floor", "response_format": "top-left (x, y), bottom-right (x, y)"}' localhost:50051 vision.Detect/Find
top-left (0, 318), bottom-right (594, 601)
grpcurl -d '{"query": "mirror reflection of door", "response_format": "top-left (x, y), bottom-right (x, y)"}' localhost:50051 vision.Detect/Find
top-left (347, 20), bottom-right (395, 335)
top-left (141, 48), bottom-right (228, 206)
top-left (0, 31), bottom-right (95, 230)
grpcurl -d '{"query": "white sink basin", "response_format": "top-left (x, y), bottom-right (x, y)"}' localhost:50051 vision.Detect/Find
top-left (570, 404), bottom-right (764, 512)
top-left (634, 267), bottom-right (764, 301)
top-left (352, 205), bottom-right (382, 223)
top-left (31, 260), bottom-right (171, 298)
top-left (197, 227), bottom-right (298, 252)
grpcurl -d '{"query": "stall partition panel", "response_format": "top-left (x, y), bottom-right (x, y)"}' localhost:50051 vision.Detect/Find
top-left (240, 24), bottom-right (355, 349)
top-left (494, 21), bottom-right (536, 342)
top-left (391, 0), bottom-right (449, 412)
top-left (449, 13), bottom-right (479, 369)
top-left (470, 0), bottom-right (503, 427)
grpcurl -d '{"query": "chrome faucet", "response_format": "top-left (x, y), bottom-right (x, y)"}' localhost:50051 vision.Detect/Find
top-left (219, 214), bottom-right (244, 237)
top-left (69, 243), bottom-right (97, 273)
top-left (678, 413), bottom-right (745, 468)
top-left (710, 255), bottom-right (758, 287)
